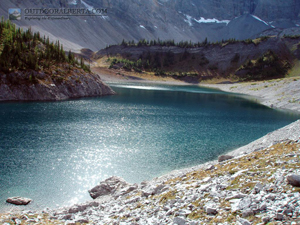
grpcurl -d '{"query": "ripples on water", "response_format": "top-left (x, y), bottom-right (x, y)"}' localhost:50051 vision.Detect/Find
top-left (0, 83), bottom-right (299, 211)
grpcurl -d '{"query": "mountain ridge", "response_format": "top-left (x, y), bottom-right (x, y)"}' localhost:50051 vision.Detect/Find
top-left (1, 0), bottom-right (300, 51)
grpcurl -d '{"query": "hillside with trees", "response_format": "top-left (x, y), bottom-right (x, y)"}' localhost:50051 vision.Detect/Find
top-left (0, 17), bottom-right (90, 73)
top-left (96, 36), bottom-right (299, 82)
top-left (0, 18), bottom-right (115, 101)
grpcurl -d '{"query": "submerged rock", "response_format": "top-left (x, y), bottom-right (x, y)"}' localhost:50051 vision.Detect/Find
top-left (6, 197), bottom-right (32, 205)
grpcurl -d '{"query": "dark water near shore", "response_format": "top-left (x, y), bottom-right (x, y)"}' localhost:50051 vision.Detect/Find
top-left (0, 83), bottom-right (299, 212)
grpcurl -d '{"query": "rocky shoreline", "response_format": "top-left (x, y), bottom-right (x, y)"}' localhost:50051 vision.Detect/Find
top-left (0, 119), bottom-right (299, 224)
top-left (201, 77), bottom-right (300, 113)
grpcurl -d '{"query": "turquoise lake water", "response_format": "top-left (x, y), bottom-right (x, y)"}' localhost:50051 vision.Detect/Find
top-left (0, 83), bottom-right (299, 211)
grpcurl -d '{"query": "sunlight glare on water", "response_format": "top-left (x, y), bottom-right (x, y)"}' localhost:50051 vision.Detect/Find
top-left (0, 83), bottom-right (299, 211)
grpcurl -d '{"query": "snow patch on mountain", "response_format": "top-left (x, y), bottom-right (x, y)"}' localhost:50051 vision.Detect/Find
top-left (251, 15), bottom-right (269, 26)
top-left (184, 15), bottom-right (193, 26)
top-left (194, 17), bottom-right (230, 25)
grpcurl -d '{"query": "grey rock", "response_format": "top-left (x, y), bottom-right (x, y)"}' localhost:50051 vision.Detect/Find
top-left (199, 183), bottom-right (212, 192)
top-left (242, 209), bottom-right (254, 218)
top-left (259, 202), bottom-right (267, 211)
top-left (114, 183), bottom-right (138, 197)
top-left (13, 219), bottom-right (22, 225)
top-left (253, 182), bottom-right (263, 194)
top-left (205, 165), bottom-right (215, 171)
top-left (262, 216), bottom-right (270, 223)
top-left (265, 194), bottom-right (276, 200)
top-left (226, 193), bottom-right (247, 201)
top-left (173, 216), bottom-right (186, 225)
top-left (141, 184), bottom-right (167, 197)
top-left (206, 207), bottom-right (218, 215)
top-left (59, 214), bottom-right (74, 220)
top-left (287, 174), bottom-right (300, 187)
top-left (218, 155), bottom-right (234, 162)
top-left (75, 218), bottom-right (89, 223)
top-left (6, 196), bottom-right (32, 205)
top-left (275, 213), bottom-right (284, 220)
top-left (89, 176), bottom-right (130, 199)
top-left (238, 217), bottom-right (251, 225)
top-left (68, 204), bottom-right (88, 214)
top-left (238, 197), bottom-right (252, 210)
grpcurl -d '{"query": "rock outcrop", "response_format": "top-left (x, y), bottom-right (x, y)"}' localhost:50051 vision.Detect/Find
top-left (0, 69), bottom-right (115, 101)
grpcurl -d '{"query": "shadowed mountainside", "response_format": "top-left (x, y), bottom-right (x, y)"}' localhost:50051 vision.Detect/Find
top-left (95, 36), bottom-right (300, 82)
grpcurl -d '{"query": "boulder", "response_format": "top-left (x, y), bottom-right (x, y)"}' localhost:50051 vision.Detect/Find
top-left (88, 176), bottom-right (130, 199)
top-left (6, 196), bottom-right (32, 205)
top-left (218, 155), bottom-right (234, 162)
top-left (287, 174), bottom-right (300, 187)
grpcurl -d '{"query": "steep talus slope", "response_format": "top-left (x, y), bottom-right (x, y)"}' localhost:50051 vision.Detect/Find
top-left (0, 0), bottom-right (300, 51)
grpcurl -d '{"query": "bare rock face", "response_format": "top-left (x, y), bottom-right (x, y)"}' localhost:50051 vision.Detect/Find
top-left (88, 176), bottom-right (130, 199)
top-left (6, 196), bottom-right (32, 205)
top-left (0, 70), bottom-right (115, 101)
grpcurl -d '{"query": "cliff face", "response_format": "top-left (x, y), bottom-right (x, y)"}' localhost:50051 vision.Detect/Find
top-left (0, 70), bottom-right (115, 101)
top-left (1, 0), bottom-right (299, 51)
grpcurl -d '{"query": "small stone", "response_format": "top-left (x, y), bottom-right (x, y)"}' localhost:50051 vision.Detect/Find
top-left (75, 218), bottom-right (89, 223)
top-left (202, 177), bottom-right (212, 183)
top-left (13, 219), bottom-right (22, 225)
top-left (238, 197), bottom-right (252, 210)
top-left (275, 213), bottom-right (284, 220)
top-left (206, 207), bottom-right (218, 215)
top-left (242, 209), bottom-right (254, 218)
top-left (225, 193), bottom-right (247, 201)
top-left (6, 197), bottom-right (32, 205)
top-left (253, 182), bottom-right (263, 194)
top-left (205, 165), bottom-right (215, 171)
top-left (238, 217), bottom-right (251, 225)
top-left (287, 174), bottom-right (300, 187)
top-left (259, 203), bottom-right (267, 211)
top-left (173, 216), bottom-right (186, 225)
top-left (218, 155), bottom-right (234, 162)
top-left (262, 216), bottom-right (270, 223)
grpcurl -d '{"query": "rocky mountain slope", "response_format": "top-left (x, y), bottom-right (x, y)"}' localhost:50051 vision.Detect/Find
top-left (1, 0), bottom-right (300, 51)
top-left (96, 36), bottom-right (299, 82)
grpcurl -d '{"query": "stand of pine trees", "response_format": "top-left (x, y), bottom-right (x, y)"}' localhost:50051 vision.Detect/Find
top-left (0, 17), bottom-right (90, 73)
